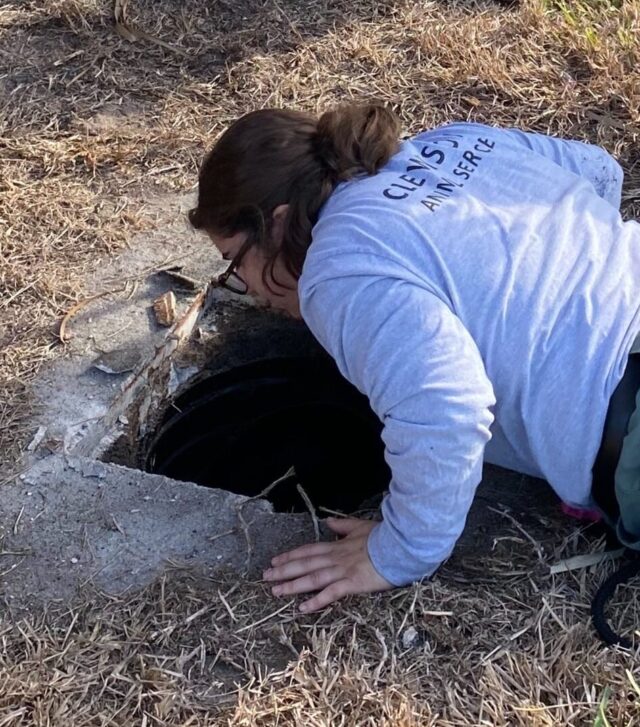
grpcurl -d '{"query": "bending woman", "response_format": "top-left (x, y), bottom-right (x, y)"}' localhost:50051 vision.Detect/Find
top-left (189, 104), bottom-right (640, 613)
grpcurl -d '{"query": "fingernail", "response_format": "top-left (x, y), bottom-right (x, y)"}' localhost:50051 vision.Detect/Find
top-left (272, 586), bottom-right (281, 596)
top-left (263, 569), bottom-right (272, 579)
top-left (299, 602), bottom-right (308, 612)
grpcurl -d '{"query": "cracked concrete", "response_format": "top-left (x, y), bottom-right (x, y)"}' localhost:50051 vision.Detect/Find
top-left (29, 191), bottom-right (225, 458)
top-left (0, 455), bottom-right (316, 607)
top-left (0, 450), bottom-right (562, 610)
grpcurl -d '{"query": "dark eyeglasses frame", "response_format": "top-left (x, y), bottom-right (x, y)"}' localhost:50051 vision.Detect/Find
top-left (217, 237), bottom-right (254, 295)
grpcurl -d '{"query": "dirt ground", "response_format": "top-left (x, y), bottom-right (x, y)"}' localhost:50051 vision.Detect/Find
top-left (2, 0), bottom-right (640, 724)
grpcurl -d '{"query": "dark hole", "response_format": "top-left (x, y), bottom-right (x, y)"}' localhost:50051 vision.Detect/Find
top-left (145, 357), bottom-right (391, 513)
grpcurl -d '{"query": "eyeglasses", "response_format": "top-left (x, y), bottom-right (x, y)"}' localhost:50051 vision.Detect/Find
top-left (217, 237), bottom-right (253, 295)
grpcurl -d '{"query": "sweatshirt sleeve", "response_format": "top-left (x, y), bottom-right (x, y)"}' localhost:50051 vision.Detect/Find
top-left (300, 273), bottom-right (496, 586)
top-left (502, 128), bottom-right (623, 209)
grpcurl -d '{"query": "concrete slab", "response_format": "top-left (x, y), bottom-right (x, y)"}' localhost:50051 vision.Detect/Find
top-left (0, 450), bottom-right (563, 610)
top-left (0, 455), bottom-right (316, 608)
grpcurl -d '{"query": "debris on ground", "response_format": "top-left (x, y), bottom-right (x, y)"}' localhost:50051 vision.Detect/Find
top-left (152, 290), bottom-right (178, 327)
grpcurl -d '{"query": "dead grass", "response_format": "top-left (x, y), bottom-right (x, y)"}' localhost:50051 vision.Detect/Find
top-left (2, 0), bottom-right (640, 722)
top-left (2, 522), bottom-right (640, 726)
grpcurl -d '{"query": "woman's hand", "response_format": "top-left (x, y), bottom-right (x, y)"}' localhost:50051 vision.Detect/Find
top-left (262, 517), bottom-right (393, 612)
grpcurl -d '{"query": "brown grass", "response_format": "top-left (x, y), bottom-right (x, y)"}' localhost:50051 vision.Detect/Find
top-left (2, 523), bottom-right (640, 726)
top-left (2, 0), bottom-right (640, 722)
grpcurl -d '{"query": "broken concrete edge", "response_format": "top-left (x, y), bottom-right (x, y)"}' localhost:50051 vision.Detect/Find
top-left (0, 454), bottom-right (320, 609)
top-left (70, 285), bottom-right (211, 460)
top-left (23, 208), bottom-right (230, 472)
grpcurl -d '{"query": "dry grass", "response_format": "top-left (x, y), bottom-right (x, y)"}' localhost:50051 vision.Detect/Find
top-left (2, 0), bottom-right (640, 722)
top-left (2, 523), bottom-right (640, 726)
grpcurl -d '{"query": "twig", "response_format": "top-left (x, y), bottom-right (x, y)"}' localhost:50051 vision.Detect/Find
top-left (549, 548), bottom-right (625, 575)
top-left (296, 483), bottom-right (320, 542)
top-left (0, 471), bottom-right (25, 488)
top-left (101, 253), bottom-right (195, 287)
top-left (235, 600), bottom-right (295, 634)
top-left (184, 605), bottom-right (210, 625)
top-left (80, 546), bottom-right (127, 587)
top-left (13, 506), bottom-right (24, 536)
top-left (114, 0), bottom-right (189, 55)
top-left (1, 276), bottom-right (41, 311)
top-left (207, 527), bottom-right (236, 543)
top-left (218, 589), bottom-right (238, 622)
top-left (541, 596), bottom-right (568, 632)
top-left (488, 506), bottom-right (546, 562)
top-left (159, 268), bottom-right (202, 290)
top-left (110, 516), bottom-right (126, 537)
top-left (242, 466), bottom-right (296, 505)
top-left (372, 627), bottom-right (389, 683)
top-left (481, 620), bottom-right (535, 664)
top-left (59, 286), bottom-right (127, 343)
top-left (96, 320), bottom-right (133, 344)
top-left (235, 467), bottom-right (296, 573)
top-left (272, 0), bottom-right (304, 43)
top-left (317, 506), bottom-right (348, 518)
top-left (0, 559), bottom-right (24, 578)
top-left (61, 611), bottom-right (80, 650)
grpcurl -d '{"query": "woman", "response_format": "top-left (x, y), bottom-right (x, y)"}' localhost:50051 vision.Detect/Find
top-left (189, 104), bottom-right (640, 614)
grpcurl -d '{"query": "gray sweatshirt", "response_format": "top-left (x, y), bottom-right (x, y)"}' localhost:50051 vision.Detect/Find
top-left (298, 122), bottom-right (640, 586)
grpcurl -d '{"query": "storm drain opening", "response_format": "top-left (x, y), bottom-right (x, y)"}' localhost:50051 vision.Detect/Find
top-left (144, 356), bottom-right (391, 514)
top-left (90, 292), bottom-right (392, 514)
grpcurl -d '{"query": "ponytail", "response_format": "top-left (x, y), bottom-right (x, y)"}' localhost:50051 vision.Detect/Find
top-left (314, 105), bottom-right (401, 181)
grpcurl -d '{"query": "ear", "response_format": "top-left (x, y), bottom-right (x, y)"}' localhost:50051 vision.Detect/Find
top-left (270, 204), bottom-right (290, 245)
top-left (272, 204), bottom-right (289, 221)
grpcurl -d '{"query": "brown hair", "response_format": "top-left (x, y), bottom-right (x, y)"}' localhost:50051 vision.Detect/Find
top-left (189, 104), bottom-right (400, 289)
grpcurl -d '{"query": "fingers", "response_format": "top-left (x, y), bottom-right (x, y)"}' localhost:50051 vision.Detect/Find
top-left (271, 519), bottom-right (374, 569)
top-left (270, 541), bottom-right (335, 567)
top-left (271, 567), bottom-right (344, 598)
top-left (264, 523), bottom-right (383, 613)
top-left (299, 580), bottom-right (353, 613)
top-left (263, 555), bottom-right (335, 582)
